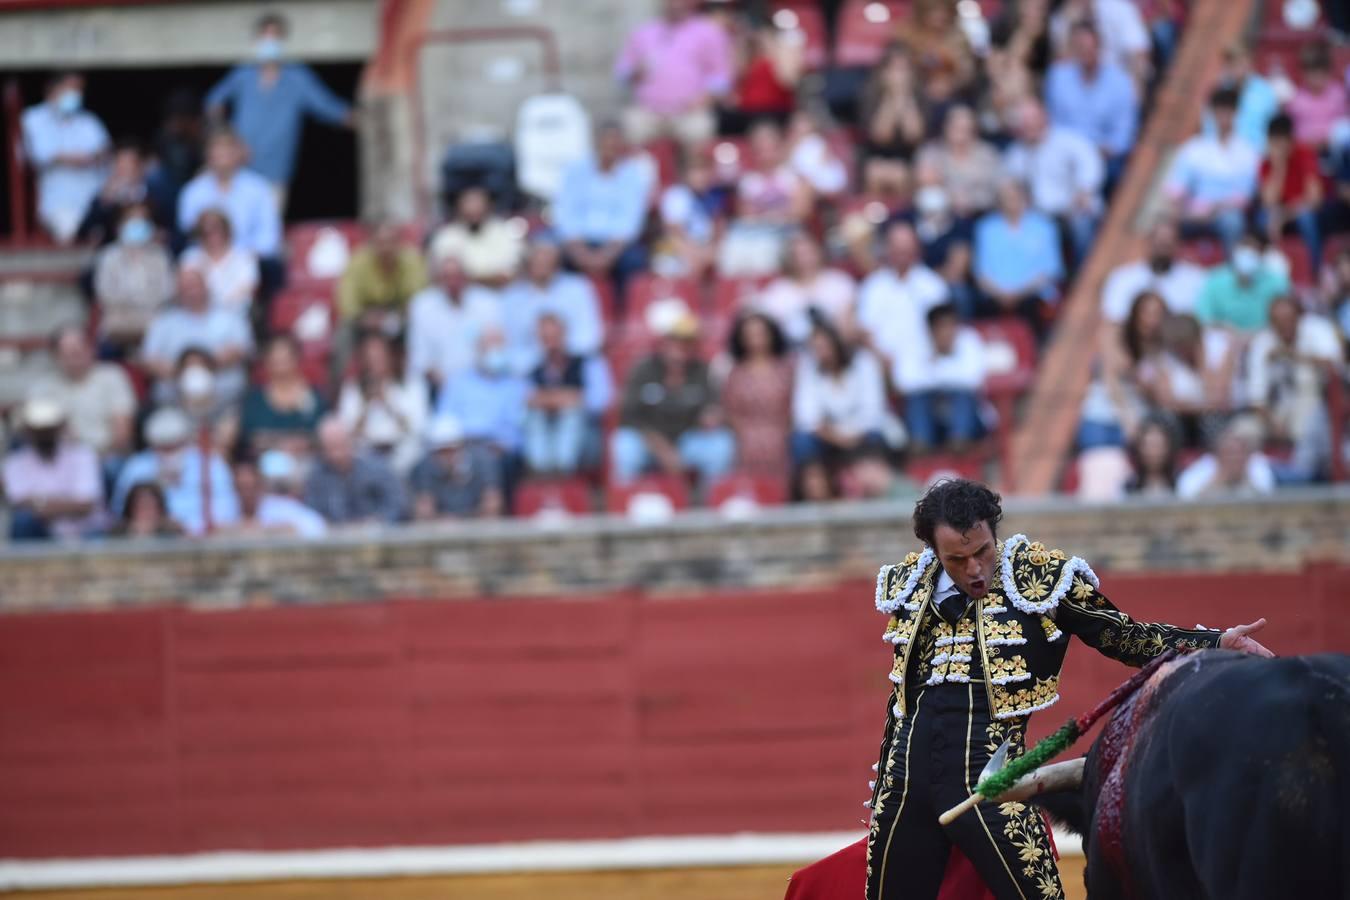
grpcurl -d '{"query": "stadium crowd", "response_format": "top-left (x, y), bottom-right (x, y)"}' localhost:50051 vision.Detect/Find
top-left (7, 0), bottom-right (1350, 541)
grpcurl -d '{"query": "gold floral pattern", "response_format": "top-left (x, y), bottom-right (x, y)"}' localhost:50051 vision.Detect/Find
top-left (991, 676), bottom-right (1061, 719)
top-left (986, 654), bottom-right (1032, 685)
top-left (984, 618), bottom-right (1025, 645)
top-left (999, 799), bottom-right (1064, 899)
top-left (1024, 542), bottom-right (1053, 567)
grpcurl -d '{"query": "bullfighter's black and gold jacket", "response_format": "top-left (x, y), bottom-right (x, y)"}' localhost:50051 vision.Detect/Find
top-left (876, 534), bottom-right (1222, 721)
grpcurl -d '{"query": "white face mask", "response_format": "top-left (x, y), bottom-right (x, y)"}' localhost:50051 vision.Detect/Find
top-left (915, 186), bottom-right (950, 217)
top-left (179, 364), bottom-right (215, 399)
top-left (1232, 246), bottom-right (1261, 278)
top-left (55, 89), bottom-right (82, 115)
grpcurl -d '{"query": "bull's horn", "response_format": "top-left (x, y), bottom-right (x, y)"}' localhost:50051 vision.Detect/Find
top-left (937, 757), bottom-right (1085, 825)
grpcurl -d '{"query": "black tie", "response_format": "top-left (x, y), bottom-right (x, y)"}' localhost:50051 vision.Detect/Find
top-left (938, 592), bottom-right (968, 625)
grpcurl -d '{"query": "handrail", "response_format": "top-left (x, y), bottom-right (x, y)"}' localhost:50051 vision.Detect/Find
top-left (406, 26), bottom-right (562, 221)
top-left (4, 77), bottom-right (31, 243)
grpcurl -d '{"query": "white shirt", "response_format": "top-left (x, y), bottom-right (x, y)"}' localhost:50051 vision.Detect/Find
top-left (336, 376), bottom-right (430, 475)
top-left (404, 284), bottom-right (502, 384)
top-left (1164, 133), bottom-right (1260, 214)
top-left (180, 245), bottom-right (260, 313)
top-left (255, 494), bottom-right (328, 539)
top-left (1100, 258), bottom-right (1208, 322)
top-left (789, 133), bottom-right (848, 196)
top-left (429, 218), bottom-right (524, 281)
top-left (754, 269), bottom-right (856, 344)
top-left (894, 327), bottom-right (987, 394)
top-left (1003, 127), bottom-right (1105, 216)
top-left (1050, 0), bottom-right (1150, 70)
top-left (178, 168), bottom-right (282, 257)
top-left (792, 349), bottom-right (887, 438)
top-left (1245, 314), bottom-right (1344, 408)
top-left (21, 102), bottom-right (110, 241)
top-left (1176, 453), bottom-right (1276, 499)
top-left (857, 264), bottom-right (949, 363)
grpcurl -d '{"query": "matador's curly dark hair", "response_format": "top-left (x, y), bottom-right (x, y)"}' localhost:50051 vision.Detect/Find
top-left (912, 478), bottom-right (1003, 547)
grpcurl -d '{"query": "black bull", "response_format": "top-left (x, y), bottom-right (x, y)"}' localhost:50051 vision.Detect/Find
top-left (1036, 650), bottom-right (1350, 900)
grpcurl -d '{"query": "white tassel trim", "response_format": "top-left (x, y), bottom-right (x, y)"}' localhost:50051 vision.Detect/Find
top-left (863, 799), bottom-right (873, 809)
top-left (1045, 628), bottom-right (1064, 642)
top-left (869, 779), bottom-right (877, 790)
top-left (875, 549), bottom-right (935, 613)
top-left (998, 533), bottom-right (1099, 616)
top-left (927, 652), bottom-right (972, 667)
top-left (882, 631), bottom-right (911, 645)
top-left (927, 670), bottom-right (972, 685)
top-left (986, 637), bottom-right (1027, 647)
top-left (990, 672), bottom-right (1033, 686)
top-left (872, 762), bottom-right (879, 772)
top-left (892, 702), bottom-right (904, 717)
top-left (933, 635), bottom-right (976, 648)
top-left (994, 692), bottom-right (1060, 719)
top-left (888, 670), bottom-right (904, 685)
top-left (981, 605), bottom-right (1007, 615)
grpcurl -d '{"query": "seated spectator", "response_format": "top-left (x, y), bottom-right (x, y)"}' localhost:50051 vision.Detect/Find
top-left (78, 139), bottom-right (169, 244)
top-left (1100, 218), bottom-right (1207, 325)
top-left (1124, 416), bottom-right (1181, 497)
top-left (1207, 44), bottom-right (1279, 152)
top-left (726, 19), bottom-right (803, 128)
top-left (1175, 414), bottom-right (1275, 498)
top-left (893, 0), bottom-right (977, 96)
top-left (857, 221), bottom-right (950, 369)
top-left (429, 186), bottom-right (524, 287)
top-left (1044, 21), bottom-right (1138, 183)
top-left (153, 88), bottom-right (206, 210)
top-left (304, 416), bottom-right (406, 525)
top-left (553, 122), bottom-right (654, 296)
top-left (93, 200), bottom-right (175, 359)
top-left (523, 314), bottom-right (611, 476)
top-left (1256, 114), bottom-right (1324, 274)
top-left (142, 266), bottom-right (254, 407)
top-left (894, 303), bottom-right (987, 452)
top-left (435, 328), bottom-right (530, 485)
top-left (1099, 291), bottom-right (1170, 448)
top-left (1165, 87), bottom-right (1259, 249)
top-left (1150, 313), bottom-right (1237, 443)
top-left (909, 164), bottom-right (975, 314)
top-left (21, 71), bottom-right (110, 244)
top-left (179, 208), bottom-right (259, 313)
top-left (614, 0), bottom-right (733, 149)
top-left (503, 233), bottom-right (604, 373)
top-left (336, 331), bottom-right (428, 475)
top-left (858, 45), bottom-right (927, 200)
top-left (1195, 233), bottom-right (1292, 334)
top-left (177, 127), bottom-right (281, 263)
top-left (1048, 0), bottom-right (1151, 85)
top-left (721, 313), bottom-right (793, 474)
top-left (410, 416), bottom-right (504, 521)
top-left (973, 179), bottom-right (1063, 340)
top-left (785, 111), bottom-right (848, 199)
top-left (161, 347), bottom-right (241, 452)
top-left (917, 105), bottom-right (1004, 219)
top-left (239, 334), bottom-right (324, 458)
top-left (405, 253), bottom-right (501, 395)
top-left (337, 221), bottom-right (427, 340)
top-left (3, 398), bottom-right (103, 541)
top-left (225, 454), bottom-right (327, 539)
top-left (717, 119), bottom-right (812, 278)
top-left (654, 153), bottom-right (725, 278)
top-left (754, 231), bottom-right (856, 344)
top-left (28, 326), bottom-right (136, 473)
top-left (1002, 98), bottom-right (1104, 263)
top-left (114, 481), bottom-right (183, 539)
top-left (1245, 295), bottom-right (1344, 482)
top-left (113, 407), bottom-right (239, 535)
top-left (1286, 40), bottom-right (1347, 150)
top-left (1322, 246), bottom-right (1350, 340)
top-left (610, 308), bottom-right (735, 486)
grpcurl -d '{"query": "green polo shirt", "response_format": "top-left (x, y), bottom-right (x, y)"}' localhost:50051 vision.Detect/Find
top-left (1194, 265), bottom-right (1291, 333)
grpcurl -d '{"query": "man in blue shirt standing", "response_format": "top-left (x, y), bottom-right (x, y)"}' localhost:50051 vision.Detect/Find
top-left (206, 12), bottom-right (354, 213)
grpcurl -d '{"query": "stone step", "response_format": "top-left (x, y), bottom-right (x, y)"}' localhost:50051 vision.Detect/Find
top-left (0, 278), bottom-right (87, 343)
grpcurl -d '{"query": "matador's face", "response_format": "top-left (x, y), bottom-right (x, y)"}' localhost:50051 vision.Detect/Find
top-left (932, 520), bottom-right (998, 599)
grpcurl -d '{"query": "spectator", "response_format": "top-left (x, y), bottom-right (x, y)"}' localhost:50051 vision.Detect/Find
top-left (405, 253), bottom-right (501, 395)
top-left (754, 231), bottom-right (856, 344)
top-left (114, 481), bottom-right (183, 539)
top-left (141, 266), bottom-right (254, 406)
top-left (152, 88), bottom-right (206, 209)
top-left (336, 331), bottom-right (428, 476)
top-left (553, 122), bottom-right (654, 296)
top-left (727, 19), bottom-right (803, 127)
top-left (894, 303), bottom-right (987, 452)
top-left (614, 0), bottom-right (733, 148)
top-left (436, 327), bottom-right (530, 486)
top-left (1048, 0), bottom-right (1151, 84)
top-left (1194, 233), bottom-right (1292, 333)
top-left (337, 221), bottom-right (427, 339)
top-left (611, 308), bottom-right (735, 486)
top-left (791, 315), bottom-right (891, 490)
top-left (429, 186), bottom-right (525, 287)
top-left (717, 119), bottom-right (811, 278)
top-left (206, 11), bottom-right (353, 210)
top-left (1044, 21), bottom-right (1138, 181)
top-left (503, 234), bottom-right (605, 373)
top-left (1322, 246), bottom-right (1350, 341)
top-left (858, 44), bottom-right (927, 200)
top-left (410, 416), bottom-right (504, 521)
top-left (179, 208), bottom-right (259, 313)
top-left (238, 334), bottom-right (324, 458)
top-left (523, 314), bottom-right (611, 476)
top-left (78, 139), bottom-right (168, 244)
top-left (112, 407), bottom-right (239, 535)
top-left (1245, 295), bottom-right (1344, 482)
top-left (177, 128), bottom-right (282, 261)
top-left (857, 221), bottom-right (950, 370)
top-left (916, 105), bottom-right (1004, 218)
top-left (722, 313), bottom-right (794, 474)
top-left (973, 179), bottom-right (1064, 340)
top-left (3, 398), bottom-right (103, 541)
top-left (654, 153), bottom-right (725, 278)
top-left (1123, 416), bottom-right (1180, 497)
top-left (92, 200), bottom-right (175, 359)
top-left (785, 111), bottom-right (848, 199)
top-left (1207, 44), bottom-right (1280, 152)
top-left (893, 0), bottom-right (977, 95)
top-left (909, 163), bottom-right (976, 313)
top-left (28, 326), bottom-right (136, 471)
top-left (225, 454), bottom-right (327, 539)
top-left (21, 71), bottom-right (110, 244)
top-left (162, 347), bottom-right (240, 452)
top-left (1150, 313), bottom-right (1237, 443)
top-left (1286, 40), bottom-right (1348, 150)
top-left (1100, 218), bottom-right (1208, 325)
top-left (1256, 114), bottom-right (1325, 278)
top-left (1165, 87), bottom-right (1259, 249)
top-left (304, 416), bottom-right (406, 525)
top-left (1002, 98), bottom-right (1105, 262)
top-left (1175, 414), bottom-right (1275, 498)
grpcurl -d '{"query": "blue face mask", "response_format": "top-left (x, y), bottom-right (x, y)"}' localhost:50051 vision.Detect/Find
top-left (255, 37), bottom-right (285, 62)
top-left (120, 217), bottom-right (153, 246)
top-left (480, 348), bottom-right (509, 376)
top-left (55, 89), bottom-right (82, 115)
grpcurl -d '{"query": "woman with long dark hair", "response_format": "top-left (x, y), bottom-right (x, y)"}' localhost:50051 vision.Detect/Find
top-left (722, 313), bottom-right (794, 474)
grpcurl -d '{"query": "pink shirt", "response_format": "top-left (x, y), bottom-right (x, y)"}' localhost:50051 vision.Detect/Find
top-left (614, 15), bottom-right (733, 115)
top-left (3, 441), bottom-right (103, 538)
top-left (1287, 82), bottom-right (1348, 147)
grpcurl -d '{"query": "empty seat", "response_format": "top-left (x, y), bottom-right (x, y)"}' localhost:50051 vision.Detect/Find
top-left (770, 3), bottom-right (829, 70)
top-left (835, 0), bottom-right (908, 69)
top-left (513, 477), bottom-right (593, 518)
top-left (971, 317), bottom-right (1037, 396)
top-left (707, 471), bottom-right (789, 513)
top-left (285, 220), bottom-right (364, 282)
top-left (605, 475), bottom-right (690, 521)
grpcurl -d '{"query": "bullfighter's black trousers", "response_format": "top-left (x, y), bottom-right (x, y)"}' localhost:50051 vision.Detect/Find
top-left (865, 683), bottom-right (1064, 900)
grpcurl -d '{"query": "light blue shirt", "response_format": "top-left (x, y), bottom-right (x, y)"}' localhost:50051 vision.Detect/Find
top-left (1203, 75), bottom-right (1280, 152)
top-left (141, 305), bottom-right (254, 404)
top-left (256, 494), bottom-right (328, 538)
top-left (178, 168), bottom-right (282, 256)
top-left (21, 102), bottom-right (110, 238)
top-left (113, 448), bottom-right (240, 536)
top-left (436, 368), bottom-right (530, 452)
top-left (552, 156), bottom-right (653, 244)
top-left (974, 210), bottom-right (1064, 295)
top-left (1163, 133), bottom-right (1259, 214)
top-left (206, 63), bottom-right (350, 185)
top-left (1044, 60), bottom-right (1138, 156)
top-left (501, 273), bottom-right (605, 373)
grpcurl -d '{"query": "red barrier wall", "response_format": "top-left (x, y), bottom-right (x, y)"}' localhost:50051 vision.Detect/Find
top-left (2, 565), bottom-right (1346, 859)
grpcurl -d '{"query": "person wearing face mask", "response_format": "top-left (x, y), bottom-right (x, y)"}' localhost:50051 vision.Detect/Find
top-left (92, 201), bottom-right (175, 360)
top-left (1194, 232), bottom-right (1292, 334)
top-left (1099, 218), bottom-right (1207, 326)
top-left (205, 11), bottom-right (354, 212)
top-left (141, 265), bottom-right (254, 408)
top-left (3, 398), bottom-right (104, 541)
top-left (112, 407), bottom-right (240, 536)
top-left (906, 165), bottom-right (975, 317)
top-left (434, 327), bottom-right (530, 495)
top-left (20, 71), bottom-right (111, 245)
top-left (78, 140), bottom-right (168, 245)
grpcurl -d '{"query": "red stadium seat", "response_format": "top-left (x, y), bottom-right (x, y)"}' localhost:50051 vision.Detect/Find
top-left (606, 331), bottom-right (655, 385)
top-left (770, 3), bottom-right (829, 70)
top-left (285, 220), bottom-right (365, 282)
top-left (971, 317), bottom-right (1037, 397)
top-left (623, 273), bottom-right (703, 333)
top-left (269, 280), bottom-right (336, 338)
top-left (835, 0), bottom-right (907, 68)
top-left (606, 475), bottom-right (691, 518)
top-left (513, 477), bottom-right (594, 518)
top-left (587, 273), bottom-right (617, 326)
top-left (707, 471), bottom-right (789, 511)
top-left (643, 138), bottom-right (681, 190)
top-left (711, 276), bottom-right (770, 319)
top-left (1279, 235), bottom-right (1314, 287)
top-left (905, 453), bottom-right (984, 487)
